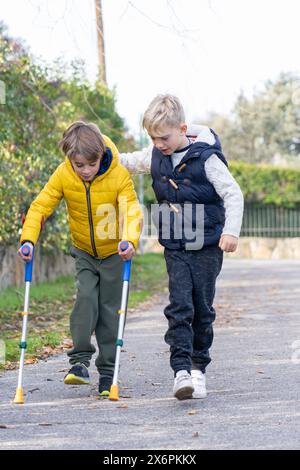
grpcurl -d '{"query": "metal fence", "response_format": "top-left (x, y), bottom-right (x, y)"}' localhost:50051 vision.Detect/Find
top-left (241, 203), bottom-right (300, 238)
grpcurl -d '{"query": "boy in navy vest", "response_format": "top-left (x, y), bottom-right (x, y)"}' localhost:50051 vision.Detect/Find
top-left (120, 95), bottom-right (244, 400)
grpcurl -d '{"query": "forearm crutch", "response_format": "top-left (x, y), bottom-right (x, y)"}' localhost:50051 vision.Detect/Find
top-left (13, 245), bottom-right (34, 404)
top-left (109, 241), bottom-right (132, 401)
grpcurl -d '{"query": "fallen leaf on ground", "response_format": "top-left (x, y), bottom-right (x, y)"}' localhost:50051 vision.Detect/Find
top-left (25, 358), bottom-right (38, 365)
top-left (62, 339), bottom-right (73, 348)
top-left (28, 388), bottom-right (40, 394)
top-left (188, 410), bottom-right (197, 416)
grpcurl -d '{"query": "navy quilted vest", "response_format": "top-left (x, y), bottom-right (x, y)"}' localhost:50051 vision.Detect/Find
top-left (151, 130), bottom-right (227, 250)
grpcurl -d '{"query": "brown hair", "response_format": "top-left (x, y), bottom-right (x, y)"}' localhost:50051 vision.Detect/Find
top-left (59, 121), bottom-right (106, 162)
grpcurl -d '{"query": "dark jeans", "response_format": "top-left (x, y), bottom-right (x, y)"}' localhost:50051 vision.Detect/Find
top-left (164, 245), bottom-right (223, 375)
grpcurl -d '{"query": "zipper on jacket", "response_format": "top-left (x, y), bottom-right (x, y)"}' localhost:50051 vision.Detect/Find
top-left (84, 182), bottom-right (98, 258)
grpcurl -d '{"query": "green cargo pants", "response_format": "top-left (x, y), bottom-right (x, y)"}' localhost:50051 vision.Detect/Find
top-left (67, 246), bottom-right (123, 376)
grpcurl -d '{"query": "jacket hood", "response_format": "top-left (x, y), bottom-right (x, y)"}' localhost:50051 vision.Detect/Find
top-left (187, 125), bottom-right (222, 152)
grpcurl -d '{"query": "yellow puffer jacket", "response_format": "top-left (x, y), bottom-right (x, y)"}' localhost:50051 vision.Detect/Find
top-left (21, 135), bottom-right (143, 258)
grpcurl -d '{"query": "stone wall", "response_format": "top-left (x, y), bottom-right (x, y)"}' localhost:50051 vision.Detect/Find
top-left (0, 245), bottom-right (75, 292)
top-left (142, 237), bottom-right (300, 259)
top-left (228, 237), bottom-right (300, 259)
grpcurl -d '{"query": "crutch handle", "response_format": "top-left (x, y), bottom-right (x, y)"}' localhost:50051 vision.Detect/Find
top-left (21, 245), bottom-right (34, 282)
top-left (120, 241), bottom-right (129, 251)
top-left (21, 245), bottom-right (31, 257)
top-left (120, 241), bottom-right (132, 281)
top-left (123, 260), bottom-right (131, 282)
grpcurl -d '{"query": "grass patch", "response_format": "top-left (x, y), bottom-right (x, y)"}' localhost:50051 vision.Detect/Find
top-left (0, 253), bottom-right (167, 367)
top-left (0, 275), bottom-right (75, 313)
top-left (4, 331), bottom-right (63, 364)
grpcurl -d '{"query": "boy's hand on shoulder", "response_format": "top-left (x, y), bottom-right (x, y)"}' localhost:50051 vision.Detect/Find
top-left (118, 241), bottom-right (135, 261)
top-left (219, 235), bottom-right (238, 253)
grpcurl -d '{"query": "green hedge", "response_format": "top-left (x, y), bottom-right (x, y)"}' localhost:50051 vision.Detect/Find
top-left (230, 161), bottom-right (300, 208)
top-left (137, 161), bottom-right (300, 209)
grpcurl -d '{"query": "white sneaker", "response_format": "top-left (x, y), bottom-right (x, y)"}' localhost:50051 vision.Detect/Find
top-left (173, 370), bottom-right (194, 400)
top-left (191, 370), bottom-right (207, 399)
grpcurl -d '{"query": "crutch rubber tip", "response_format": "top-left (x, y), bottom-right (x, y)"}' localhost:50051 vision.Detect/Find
top-left (109, 384), bottom-right (119, 401)
top-left (13, 388), bottom-right (24, 404)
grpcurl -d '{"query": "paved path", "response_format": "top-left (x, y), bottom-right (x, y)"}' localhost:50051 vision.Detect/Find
top-left (0, 259), bottom-right (300, 450)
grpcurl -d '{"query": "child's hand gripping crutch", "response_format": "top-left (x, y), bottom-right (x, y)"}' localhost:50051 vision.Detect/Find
top-left (109, 241), bottom-right (132, 401)
top-left (13, 243), bottom-right (34, 404)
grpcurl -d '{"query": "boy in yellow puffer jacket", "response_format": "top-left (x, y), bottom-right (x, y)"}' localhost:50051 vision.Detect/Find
top-left (18, 121), bottom-right (143, 396)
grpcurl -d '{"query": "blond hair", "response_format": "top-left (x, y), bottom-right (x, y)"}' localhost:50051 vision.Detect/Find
top-left (142, 94), bottom-right (185, 133)
top-left (59, 121), bottom-right (106, 162)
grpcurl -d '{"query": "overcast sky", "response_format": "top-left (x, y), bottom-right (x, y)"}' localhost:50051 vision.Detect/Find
top-left (1, 0), bottom-right (300, 135)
